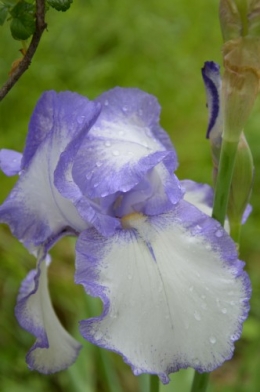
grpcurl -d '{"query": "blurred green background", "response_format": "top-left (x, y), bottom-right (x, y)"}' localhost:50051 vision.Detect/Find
top-left (1, 0), bottom-right (260, 391)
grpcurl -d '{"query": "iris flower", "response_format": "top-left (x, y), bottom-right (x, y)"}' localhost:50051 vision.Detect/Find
top-left (0, 87), bottom-right (250, 383)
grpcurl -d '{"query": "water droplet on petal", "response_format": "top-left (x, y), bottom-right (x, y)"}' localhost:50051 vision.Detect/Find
top-left (194, 358), bottom-right (200, 366)
top-left (105, 141), bottom-right (111, 147)
top-left (127, 151), bottom-right (133, 155)
top-left (104, 100), bottom-right (109, 106)
top-left (118, 130), bottom-right (125, 136)
top-left (194, 311), bottom-right (201, 321)
top-left (230, 301), bottom-right (235, 306)
top-left (230, 333), bottom-right (240, 342)
top-left (209, 336), bottom-right (216, 344)
top-left (95, 331), bottom-right (103, 340)
top-left (122, 106), bottom-right (128, 112)
top-left (112, 150), bottom-right (120, 156)
top-left (128, 274), bottom-right (132, 280)
top-left (221, 308), bottom-right (227, 314)
top-left (201, 294), bottom-right (206, 299)
top-left (145, 128), bottom-right (153, 137)
top-left (189, 286), bottom-right (194, 292)
top-left (93, 182), bottom-right (99, 188)
top-left (86, 171), bottom-right (93, 180)
top-left (77, 116), bottom-right (85, 124)
top-left (215, 229), bottom-right (223, 238)
top-left (96, 161), bottom-right (102, 167)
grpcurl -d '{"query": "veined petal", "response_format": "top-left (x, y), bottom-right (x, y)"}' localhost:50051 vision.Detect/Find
top-left (0, 93), bottom-right (100, 249)
top-left (75, 202), bottom-right (250, 383)
top-left (15, 255), bottom-right (81, 373)
top-left (22, 91), bottom-right (98, 169)
top-left (0, 149), bottom-right (22, 176)
top-left (94, 87), bottom-right (175, 153)
top-left (201, 61), bottom-right (223, 142)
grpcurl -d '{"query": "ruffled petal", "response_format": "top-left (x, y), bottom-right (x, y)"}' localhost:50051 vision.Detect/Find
top-left (22, 91), bottom-right (99, 169)
top-left (94, 87), bottom-right (175, 153)
top-left (71, 87), bottom-right (179, 199)
top-left (75, 201), bottom-right (250, 383)
top-left (15, 256), bottom-right (81, 373)
top-left (0, 92), bottom-right (100, 249)
top-left (0, 149), bottom-right (22, 176)
top-left (201, 61), bottom-right (223, 142)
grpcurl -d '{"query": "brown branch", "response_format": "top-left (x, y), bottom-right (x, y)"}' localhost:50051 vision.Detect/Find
top-left (0, 0), bottom-right (47, 102)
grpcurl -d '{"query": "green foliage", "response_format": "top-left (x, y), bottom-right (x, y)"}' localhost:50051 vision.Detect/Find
top-left (47, 0), bottom-right (73, 12)
top-left (0, 5), bottom-right (8, 25)
top-left (0, 0), bottom-right (73, 43)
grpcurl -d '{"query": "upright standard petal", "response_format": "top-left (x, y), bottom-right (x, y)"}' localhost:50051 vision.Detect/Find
top-left (75, 201), bottom-right (250, 383)
top-left (0, 92), bottom-right (101, 249)
top-left (15, 255), bottom-right (81, 373)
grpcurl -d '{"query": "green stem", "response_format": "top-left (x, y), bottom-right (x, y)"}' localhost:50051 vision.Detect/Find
top-left (190, 372), bottom-right (210, 392)
top-left (212, 138), bottom-right (239, 226)
top-left (149, 375), bottom-right (159, 392)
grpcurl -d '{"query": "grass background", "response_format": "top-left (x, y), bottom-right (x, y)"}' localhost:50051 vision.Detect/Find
top-left (0, 0), bottom-right (260, 391)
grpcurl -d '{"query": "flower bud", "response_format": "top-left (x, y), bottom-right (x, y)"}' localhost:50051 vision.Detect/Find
top-left (227, 132), bottom-right (254, 225)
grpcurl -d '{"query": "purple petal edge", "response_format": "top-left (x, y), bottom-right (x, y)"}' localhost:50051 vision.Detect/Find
top-left (201, 61), bottom-right (221, 139)
top-left (75, 200), bottom-right (251, 383)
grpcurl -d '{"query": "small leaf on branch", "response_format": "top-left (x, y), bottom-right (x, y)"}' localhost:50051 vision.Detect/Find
top-left (10, 14), bottom-right (35, 40)
top-left (47, 0), bottom-right (73, 12)
top-left (10, 1), bottom-right (35, 18)
top-left (0, 6), bottom-right (8, 26)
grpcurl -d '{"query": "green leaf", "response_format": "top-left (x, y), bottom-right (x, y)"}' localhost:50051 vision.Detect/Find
top-left (0, 6), bottom-right (8, 25)
top-left (10, 1), bottom-right (35, 18)
top-left (10, 14), bottom-right (35, 40)
top-left (47, 0), bottom-right (73, 12)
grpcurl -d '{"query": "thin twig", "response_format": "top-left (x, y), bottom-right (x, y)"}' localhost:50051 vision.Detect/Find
top-left (0, 0), bottom-right (47, 101)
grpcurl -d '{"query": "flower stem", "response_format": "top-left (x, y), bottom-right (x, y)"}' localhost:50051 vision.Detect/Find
top-left (190, 372), bottom-right (210, 392)
top-left (149, 375), bottom-right (159, 392)
top-left (212, 138), bottom-right (238, 226)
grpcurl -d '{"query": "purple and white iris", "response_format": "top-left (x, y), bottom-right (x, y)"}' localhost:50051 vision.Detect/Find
top-left (0, 87), bottom-right (251, 383)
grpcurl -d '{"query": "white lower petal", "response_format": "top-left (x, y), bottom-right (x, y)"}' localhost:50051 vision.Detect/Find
top-left (16, 258), bottom-right (81, 373)
top-left (76, 203), bottom-right (250, 383)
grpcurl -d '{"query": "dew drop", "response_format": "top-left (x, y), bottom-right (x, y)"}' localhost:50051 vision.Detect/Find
top-left (86, 171), bottom-right (93, 180)
top-left (93, 182), bottom-right (99, 188)
top-left (105, 141), bottom-right (111, 147)
top-left (104, 100), bottom-right (109, 106)
top-left (118, 130), bottom-right (125, 136)
top-left (194, 311), bottom-right (201, 321)
top-left (196, 272), bottom-right (201, 278)
top-left (112, 150), bottom-right (120, 156)
top-left (230, 301), bottom-right (235, 306)
top-left (209, 336), bottom-right (216, 344)
top-left (96, 161), bottom-right (102, 167)
top-left (221, 308), bottom-right (227, 314)
top-left (230, 333), bottom-right (240, 342)
top-left (138, 109), bottom-right (143, 115)
top-left (128, 274), bottom-right (132, 280)
top-left (127, 151), bottom-right (133, 155)
top-left (95, 331), bottom-right (103, 340)
top-left (194, 358), bottom-right (200, 366)
top-left (201, 294), bottom-right (206, 299)
top-left (215, 229), bottom-right (223, 238)
top-left (122, 106), bottom-right (128, 112)
top-left (77, 115), bottom-right (85, 124)
top-left (189, 285), bottom-right (194, 292)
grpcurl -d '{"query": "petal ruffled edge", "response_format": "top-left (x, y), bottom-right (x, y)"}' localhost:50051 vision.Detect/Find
top-left (75, 201), bottom-right (251, 383)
